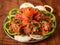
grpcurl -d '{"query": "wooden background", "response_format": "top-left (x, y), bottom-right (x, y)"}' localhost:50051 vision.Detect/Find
top-left (0, 0), bottom-right (60, 45)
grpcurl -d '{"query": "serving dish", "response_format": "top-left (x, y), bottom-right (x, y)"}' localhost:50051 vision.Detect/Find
top-left (4, 3), bottom-right (56, 43)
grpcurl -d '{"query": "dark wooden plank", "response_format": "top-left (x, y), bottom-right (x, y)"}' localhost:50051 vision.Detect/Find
top-left (2, 0), bottom-right (19, 15)
top-left (0, 0), bottom-right (6, 45)
top-left (2, 35), bottom-right (17, 45)
top-left (54, 25), bottom-right (60, 45)
top-left (0, 0), bottom-right (19, 45)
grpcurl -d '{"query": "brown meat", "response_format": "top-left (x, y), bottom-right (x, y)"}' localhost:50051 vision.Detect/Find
top-left (8, 8), bottom-right (53, 36)
top-left (40, 22), bottom-right (51, 34)
top-left (32, 20), bottom-right (41, 27)
top-left (10, 21), bottom-right (21, 35)
top-left (43, 15), bottom-right (52, 24)
top-left (32, 9), bottom-right (43, 21)
top-left (23, 24), bottom-right (31, 35)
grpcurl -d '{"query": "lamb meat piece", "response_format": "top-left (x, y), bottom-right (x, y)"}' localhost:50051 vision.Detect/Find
top-left (43, 15), bottom-right (52, 24)
top-left (34, 9), bottom-right (39, 14)
top-left (32, 9), bottom-right (43, 21)
top-left (40, 22), bottom-right (51, 34)
top-left (23, 24), bottom-right (31, 35)
top-left (40, 30), bottom-right (49, 35)
top-left (32, 20), bottom-right (41, 27)
top-left (32, 20), bottom-right (39, 25)
top-left (42, 22), bottom-right (51, 31)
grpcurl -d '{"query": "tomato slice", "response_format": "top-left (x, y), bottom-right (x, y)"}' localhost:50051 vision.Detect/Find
top-left (21, 8), bottom-right (35, 17)
top-left (15, 13), bottom-right (30, 23)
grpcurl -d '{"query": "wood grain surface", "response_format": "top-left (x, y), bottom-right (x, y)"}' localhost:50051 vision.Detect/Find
top-left (0, 0), bottom-right (60, 45)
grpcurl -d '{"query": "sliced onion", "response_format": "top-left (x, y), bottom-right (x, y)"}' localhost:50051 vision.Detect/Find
top-left (20, 3), bottom-right (34, 9)
top-left (44, 5), bottom-right (53, 12)
top-left (30, 35), bottom-right (43, 40)
top-left (14, 35), bottom-right (31, 42)
top-left (35, 6), bottom-right (46, 11)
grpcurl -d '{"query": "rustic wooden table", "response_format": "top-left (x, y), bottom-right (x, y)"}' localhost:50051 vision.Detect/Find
top-left (0, 0), bottom-right (60, 45)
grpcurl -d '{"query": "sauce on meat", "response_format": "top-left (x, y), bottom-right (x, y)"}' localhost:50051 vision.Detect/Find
top-left (8, 7), bottom-right (52, 35)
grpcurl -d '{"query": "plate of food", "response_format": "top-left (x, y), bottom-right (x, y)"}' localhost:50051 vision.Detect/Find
top-left (4, 3), bottom-right (56, 43)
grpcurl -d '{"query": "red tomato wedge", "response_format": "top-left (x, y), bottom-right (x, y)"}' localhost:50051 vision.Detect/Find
top-left (21, 8), bottom-right (35, 17)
